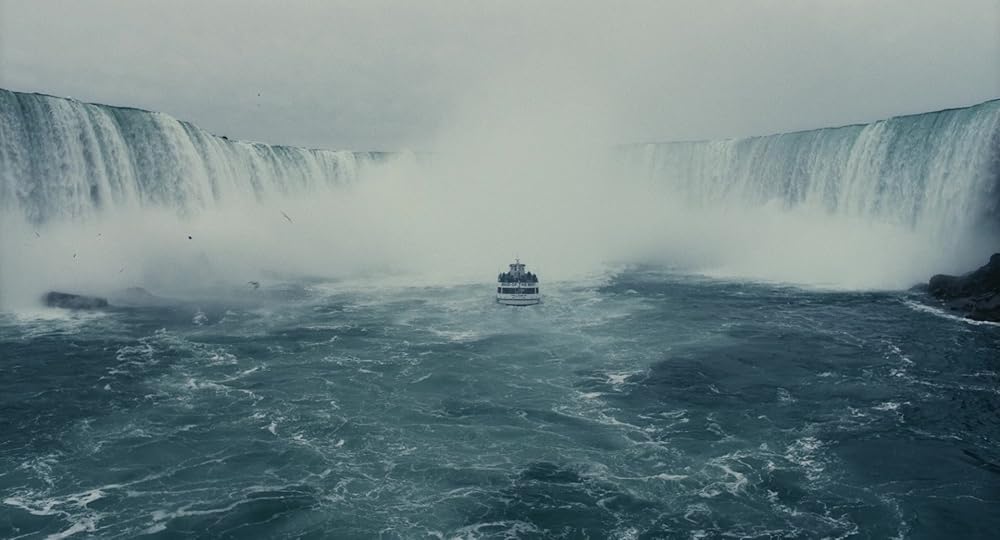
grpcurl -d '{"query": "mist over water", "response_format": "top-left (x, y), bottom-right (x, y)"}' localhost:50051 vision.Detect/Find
top-left (3, 86), bottom-right (1000, 539)
top-left (622, 99), bottom-right (1000, 284)
top-left (1, 88), bottom-right (999, 309)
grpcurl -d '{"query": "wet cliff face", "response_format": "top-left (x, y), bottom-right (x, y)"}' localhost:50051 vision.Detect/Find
top-left (928, 253), bottom-right (1000, 322)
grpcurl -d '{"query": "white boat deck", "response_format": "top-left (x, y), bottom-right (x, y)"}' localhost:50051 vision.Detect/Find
top-left (497, 259), bottom-right (541, 306)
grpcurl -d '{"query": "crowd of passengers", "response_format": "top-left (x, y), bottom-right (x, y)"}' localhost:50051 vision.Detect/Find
top-left (498, 272), bottom-right (539, 283)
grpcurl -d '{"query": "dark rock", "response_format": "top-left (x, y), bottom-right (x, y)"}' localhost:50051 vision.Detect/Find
top-left (43, 291), bottom-right (109, 310)
top-left (909, 282), bottom-right (929, 293)
top-left (968, 293), bottom-right (1000, 322)
top-left (927, 253), bottom-right (1000, 322)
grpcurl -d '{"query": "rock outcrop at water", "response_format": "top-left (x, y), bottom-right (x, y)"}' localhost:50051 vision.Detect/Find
top-left (928, 253), bottom-right (1000, 322)
top-left (42, 291), bottom-right (109, 309)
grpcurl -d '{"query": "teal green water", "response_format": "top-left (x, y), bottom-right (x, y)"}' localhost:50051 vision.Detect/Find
top-left (2, 271), bottom-right (998, 538)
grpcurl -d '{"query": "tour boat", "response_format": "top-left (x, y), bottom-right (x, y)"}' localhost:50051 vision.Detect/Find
top-left (497, 259), bottom-right (541, 306)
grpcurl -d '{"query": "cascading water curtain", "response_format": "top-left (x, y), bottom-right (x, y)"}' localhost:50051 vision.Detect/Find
top-left (0, 89), bottom-right (383, 224)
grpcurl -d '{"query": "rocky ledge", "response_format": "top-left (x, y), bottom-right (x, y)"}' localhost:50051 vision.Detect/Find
top-left (43, 291), bottom-right (109, 309)
top-left (927, 253), bottom-right (1000, 322)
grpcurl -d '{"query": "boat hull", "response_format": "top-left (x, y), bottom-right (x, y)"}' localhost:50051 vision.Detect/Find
top-left (497, 295), bottom-right (542, 306)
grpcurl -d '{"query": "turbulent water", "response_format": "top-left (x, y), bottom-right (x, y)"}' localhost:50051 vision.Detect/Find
top-left (2, 275), bottom-right (999, 538)
top-left (2, 89), bottom-right (1000, 537)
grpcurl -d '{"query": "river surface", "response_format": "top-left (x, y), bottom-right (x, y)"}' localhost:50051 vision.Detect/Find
top-left (2, 270), bottom-right (999, 539)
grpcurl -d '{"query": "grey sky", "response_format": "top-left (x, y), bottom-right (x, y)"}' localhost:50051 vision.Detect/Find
top-left (1, 0), bottom-right (998, 150)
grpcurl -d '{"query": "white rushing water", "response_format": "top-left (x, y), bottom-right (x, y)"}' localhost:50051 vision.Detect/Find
top-left (619, 100), bottom-right (1000, 242)
top-left (1, 89), bottom-right (998, 306)
top-left (0, 89), bottom-right (381, 222)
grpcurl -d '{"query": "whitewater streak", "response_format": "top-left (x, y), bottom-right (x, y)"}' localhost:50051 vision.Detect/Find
top-left (0, 88), bottom-right (999, 299)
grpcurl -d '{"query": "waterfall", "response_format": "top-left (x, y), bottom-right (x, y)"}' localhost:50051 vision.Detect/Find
top-left (0, 89), bottom-right (383, 223)
top-left (1, 88), bottom-right (998, 296)
top-left (619, 99), bottom-right (1000, 242)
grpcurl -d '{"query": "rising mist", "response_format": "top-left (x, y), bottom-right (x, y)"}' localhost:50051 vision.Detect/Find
top-left (1, 86), bottom-right (999, 309)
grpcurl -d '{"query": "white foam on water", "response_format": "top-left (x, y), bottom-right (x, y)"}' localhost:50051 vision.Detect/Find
top-left (429, 328), bottom-right (483, 343)
top-left (873, 401), bottom-right (908, 412)
top-left (4, 485), bottom-right (116, 540)
top-left (208, 351), bottom-right (238, 365)
top-left (784, 436), bottom-right (827, 484)
top-left (600, 369), bottom-right (646, 392)
top-left (44, 516), bottom-right (97, 540)
top-left (902, 299), bottom-right (1000, 327)
top-left (776, 387), bottom-right (796, 404)
top-left (139, 522), bottom-right (167, 535)
top-left (446, 519), bottom-right (542, 540)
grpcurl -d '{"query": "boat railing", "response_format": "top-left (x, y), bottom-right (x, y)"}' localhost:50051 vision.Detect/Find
top-left (497, 274), bottom-right (540, 283)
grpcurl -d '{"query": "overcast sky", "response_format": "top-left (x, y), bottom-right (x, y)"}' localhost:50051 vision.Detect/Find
top-left (1, 0), bottom-right (998, 150)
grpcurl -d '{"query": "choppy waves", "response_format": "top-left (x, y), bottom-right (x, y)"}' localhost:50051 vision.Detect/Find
top-left (3, 274), bottom-right (998, 537)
